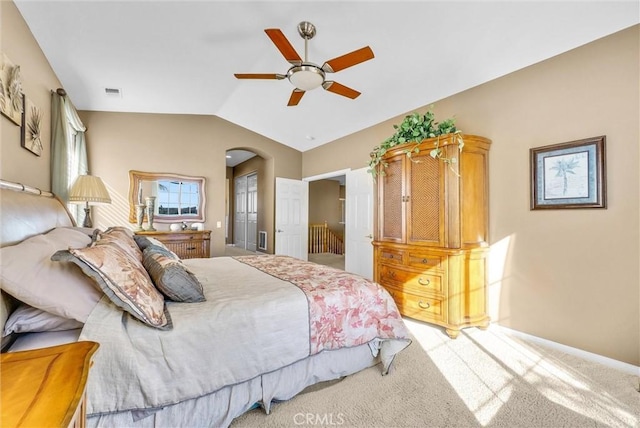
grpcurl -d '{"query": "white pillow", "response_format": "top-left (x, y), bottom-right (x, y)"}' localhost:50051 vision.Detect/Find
top-left (3, 304), bottom-right (82, 336)
top-left (0, 228), bottom-right (103, 323)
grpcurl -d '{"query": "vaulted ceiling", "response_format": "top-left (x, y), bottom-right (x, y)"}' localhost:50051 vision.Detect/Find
top-left (15, 1), bottom-right (638, 152)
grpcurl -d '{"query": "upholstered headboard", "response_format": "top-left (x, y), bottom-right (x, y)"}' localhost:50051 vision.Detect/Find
top-left (0, 179), bottom-right (75, 340)
top-left (0, 180), bottom-right (75, 247)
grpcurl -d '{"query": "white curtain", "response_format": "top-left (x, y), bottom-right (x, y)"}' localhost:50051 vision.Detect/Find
top-left (51, 91), bottom-right (88, 223)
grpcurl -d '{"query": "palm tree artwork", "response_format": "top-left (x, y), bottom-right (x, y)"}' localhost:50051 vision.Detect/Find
top-left (550, 156), bottom-right (580, 196)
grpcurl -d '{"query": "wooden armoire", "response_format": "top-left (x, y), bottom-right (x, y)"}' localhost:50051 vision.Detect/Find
top-left (373, 134), bottom-right (491, 338)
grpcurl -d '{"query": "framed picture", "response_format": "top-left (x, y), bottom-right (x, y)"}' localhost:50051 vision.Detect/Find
top-left (530, 136), bottom-right (606, 210)
top-left (20, 97), bottom-right (43, 156)
top-left (0, 52), bottom-right (23, 126)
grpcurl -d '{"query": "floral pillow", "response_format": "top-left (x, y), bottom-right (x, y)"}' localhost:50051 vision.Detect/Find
top-left (143, 245), bottom-right (205, 303)
top-left (94, 226), bottom-right (143, 262)
top-left (52, 237), bottom-right (172, 330)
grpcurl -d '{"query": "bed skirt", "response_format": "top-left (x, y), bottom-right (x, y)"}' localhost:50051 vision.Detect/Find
top-left (87, 340), bottom-right (380, 428)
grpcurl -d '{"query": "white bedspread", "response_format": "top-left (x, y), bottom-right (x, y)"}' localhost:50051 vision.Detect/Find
top-left (81, 257), bottom-right (310, 415)
top-left (80, 256), bottom-right (409, 417)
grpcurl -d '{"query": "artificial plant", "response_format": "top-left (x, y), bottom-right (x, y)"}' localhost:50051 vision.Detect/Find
top-left (368, 107), bottom-right (463, 177)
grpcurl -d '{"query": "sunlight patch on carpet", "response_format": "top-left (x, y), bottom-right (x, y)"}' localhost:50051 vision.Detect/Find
top-left (405, 319), bottom-right (513, 425)
top-left (405, 318), bottom-right (638, 427)
top-left (481, 331), bottom-right (638, 427)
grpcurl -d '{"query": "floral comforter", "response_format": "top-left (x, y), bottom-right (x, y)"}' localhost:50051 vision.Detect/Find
top-left (234, 255), bottom-right (409, 355)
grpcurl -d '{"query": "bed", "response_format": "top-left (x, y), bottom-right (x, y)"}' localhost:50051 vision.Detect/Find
top-left (0, 179), bottom-right (411, 427)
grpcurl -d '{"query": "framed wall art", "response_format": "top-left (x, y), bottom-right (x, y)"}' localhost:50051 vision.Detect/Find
top-left (21, 97), bottom-right (43, 156)
top-left (530, 136), bottom-right (606, 210)
top-left (0, 52), bottom-right (23, 126)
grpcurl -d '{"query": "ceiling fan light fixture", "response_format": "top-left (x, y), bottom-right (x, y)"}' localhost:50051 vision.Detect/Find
top-left (235, 21), bottom-right (373, 106)
top-left (287, 65), bottom-right (325, 91)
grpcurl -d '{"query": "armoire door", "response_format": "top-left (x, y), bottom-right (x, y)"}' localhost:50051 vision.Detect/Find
top-left (376, 155), bottom-right (404, 243)
top-left (405, 152), bottom-right (446, 247)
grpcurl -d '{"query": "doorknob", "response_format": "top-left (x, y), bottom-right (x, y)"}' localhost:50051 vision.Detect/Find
top-left (277, 229), bottom-right (284, 233)
top-left (365, 234), bottom-right (373, 239)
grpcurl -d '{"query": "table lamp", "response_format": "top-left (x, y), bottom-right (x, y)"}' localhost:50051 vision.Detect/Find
top-left (68, 175), bottom-right (111, 227)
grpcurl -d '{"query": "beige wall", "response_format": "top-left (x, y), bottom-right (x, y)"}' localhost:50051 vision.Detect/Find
top-left (78, 111), bottom-right (302, 256)
top-left (303, 26), bottom-right (640, 366)
top-left (0, 1), bottom-right (62, 190)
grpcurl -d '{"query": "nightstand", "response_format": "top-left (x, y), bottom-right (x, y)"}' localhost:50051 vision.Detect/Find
top-left (1, 341), bottom-right (99, 427)
top-left (135, 230), bottom-right (211, 259)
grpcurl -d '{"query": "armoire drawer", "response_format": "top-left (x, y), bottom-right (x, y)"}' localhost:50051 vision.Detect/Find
top-left (378, 264), bottom-right (443, 295)
top-left (407, 251), bottom-right (444, 270)
top-left (379, 249), bottom-right (404, 265)
top-left (385, 286), bottom-right (444, 322)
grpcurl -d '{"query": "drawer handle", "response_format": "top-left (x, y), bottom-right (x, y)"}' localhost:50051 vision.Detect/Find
top-left (418, 277), bottom-right (430, 286)
top-left (418, 301), bottom-right (431, 310)
top-left (422, 258), bottom-right (428, 264)
top-left (187, 246), bottom-right (196, 251)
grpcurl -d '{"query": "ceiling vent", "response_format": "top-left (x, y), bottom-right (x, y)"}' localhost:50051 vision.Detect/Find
top-left (104, 87), bottom-right (122, 97)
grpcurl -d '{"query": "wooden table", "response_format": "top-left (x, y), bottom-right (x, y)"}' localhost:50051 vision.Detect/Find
top-left (1, 341), bottom-right (99, 427)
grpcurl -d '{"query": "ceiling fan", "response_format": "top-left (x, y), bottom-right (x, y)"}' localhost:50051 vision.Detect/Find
top-left (234, 21), bottom-right (374, 106)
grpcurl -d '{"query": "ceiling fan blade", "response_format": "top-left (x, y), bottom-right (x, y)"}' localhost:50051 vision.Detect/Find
top-left (287, 89), bottom-right (305, 106)
top-left (234, 73), bottom-right (286, 80)
top-left (322, 46), bottom-right (374, 73)
top-left (322, 81), bottom-right (361, 99)
top-left (265, 29), bottom-right (302, 65)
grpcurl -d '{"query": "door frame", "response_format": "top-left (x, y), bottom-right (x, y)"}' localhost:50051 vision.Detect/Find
top-left (285, 168), bottom-right (375, 275)
top-left (303, 169), bottom-right (351, 247)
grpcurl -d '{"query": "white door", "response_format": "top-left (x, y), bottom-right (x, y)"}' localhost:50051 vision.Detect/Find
top-left (345, 167), bottom-right (374, 279)
top-left (234, 176), bottom-right (247, 248)
top-left (246, 173), bottom-right (258, 252)
top-left (275, 177), bottom-right (308, 260)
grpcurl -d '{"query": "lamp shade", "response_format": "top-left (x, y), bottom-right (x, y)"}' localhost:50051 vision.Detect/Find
top-left (68, 175), bottom-right (111, 204)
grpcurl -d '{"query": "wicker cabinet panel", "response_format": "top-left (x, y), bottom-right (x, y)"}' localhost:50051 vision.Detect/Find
top-left (379, 157), bottom-right (404, 242)
top-left (135, 230), bottom-right (211, 259)
top-left (373, 134), bottom-right (491, 338)
top-left (165, 240), bottom-right (207, 259)
top-left (408, 153), bottom-right (442, 245)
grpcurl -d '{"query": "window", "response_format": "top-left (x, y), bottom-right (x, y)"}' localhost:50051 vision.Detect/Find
top-left (157, 181), bottom-right (200, 216)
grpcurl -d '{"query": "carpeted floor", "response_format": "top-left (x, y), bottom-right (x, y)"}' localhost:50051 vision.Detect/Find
top-left (224, 246), bottom-right (346, 271)
top-left (307, 252), bottom-right (345, 270)
top-left (224, 245), bottom-right (259, 257)
top-left (231, 318), bottom-right (639, 428)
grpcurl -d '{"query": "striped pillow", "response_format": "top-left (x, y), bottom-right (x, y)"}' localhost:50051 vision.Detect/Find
top-left (142, 246), bottom-right (205, 303)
